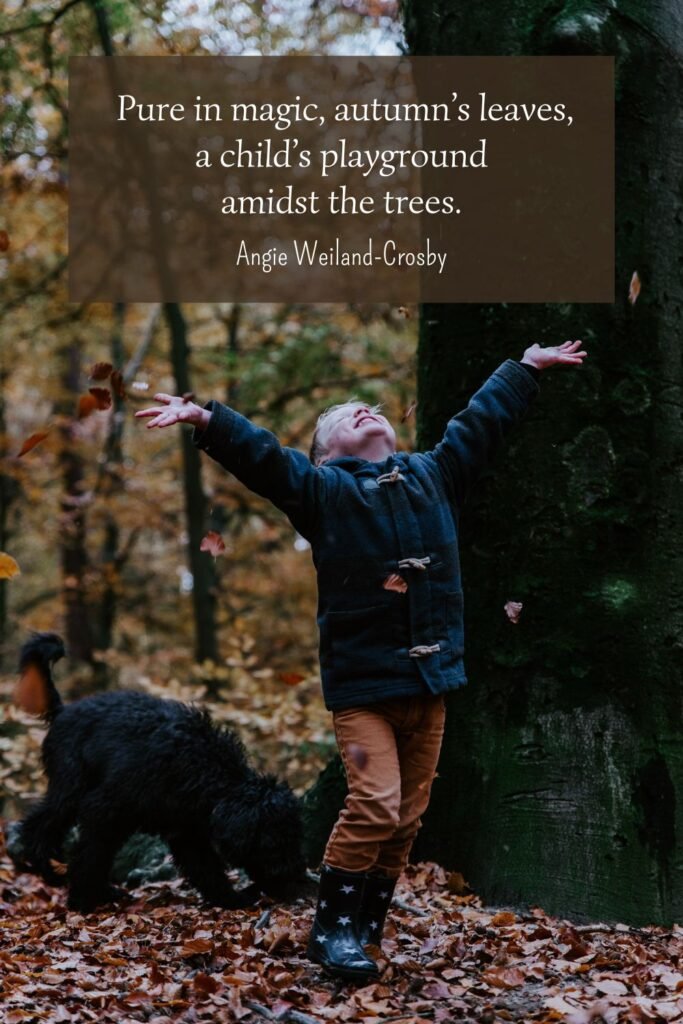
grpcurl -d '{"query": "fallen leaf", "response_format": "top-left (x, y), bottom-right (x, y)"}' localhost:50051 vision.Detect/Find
top-left (200, 531), bottom-right (226, 556)
top-left (180, 938), bottom-right (213, 957)
top-left (504, 600), bottom-right (523, 624)
top-left (628, 271), bottom-right (641, 306)
top-left (17, 431), bottom-right (50, 457)
top-left (89, 361), bottom-right (113, 381)
top-left (446, 871), bottom-right (470, 895)
top-left (0, 552), bottom-right (21, 579)
top-left (278, 672), bottom-right (305, 686)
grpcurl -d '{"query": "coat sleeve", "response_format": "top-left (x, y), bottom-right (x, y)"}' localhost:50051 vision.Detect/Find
top-left (420, 359), bottom-right (540, 507)
top-left (192, 400), bottom-right (322, 540)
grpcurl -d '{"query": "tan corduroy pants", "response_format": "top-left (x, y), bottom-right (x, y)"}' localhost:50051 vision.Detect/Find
top-left (323, 693), bottom-right (446, 877)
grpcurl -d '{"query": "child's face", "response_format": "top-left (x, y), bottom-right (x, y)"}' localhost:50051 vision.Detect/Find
top-left (320, 404), bottom-right (397, 463)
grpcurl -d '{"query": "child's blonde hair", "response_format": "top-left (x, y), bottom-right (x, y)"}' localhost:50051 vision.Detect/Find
top-left (309, 399), bottom-right (383, 466)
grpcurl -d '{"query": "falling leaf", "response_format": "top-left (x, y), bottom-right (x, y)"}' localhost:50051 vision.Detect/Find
top-left (89, 387), bottom-right (112, 410)
top-left (200, 531), bottom-right (226, 557)
top-left (401, 402), bottom-right (417, 423)
top-left (0, 552), bottom-right (20, 579)
top-left (397, 305), bottom-right (411, 318)
top-left (48, 858), bottom-right (68, 876)
top-left (89, 361), bottom-right (113, 381)
top-left (383, 573), bottom-right (408, 594)
top-left (347, 743), bottom-right (368, 770)
top-left (278, 672), bottom-right (305, 686)
top-left (182, 392), bottom-right (195, 404)
top-left (0, 230), bottom-right (9, 251)
top-left (17, 431), bottom-right (49, 457)
top-left (110, 369), bottom-right (126, 399)
top-left (77, 394), bottom-right (98, 419)
top-left (504, 600), bottom-right (523, 624)
top-left (14, 663), bottom-right (50, 716)
top-left (628, 271), bottom-right (641, 305)
top-left (131, 381), bottom-right (150, 392)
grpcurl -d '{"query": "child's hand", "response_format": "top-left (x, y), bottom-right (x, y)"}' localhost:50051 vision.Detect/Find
top-left (521, 340), bottom-right (587, 371)
top-left (134, 393), bottom-right (210, 430)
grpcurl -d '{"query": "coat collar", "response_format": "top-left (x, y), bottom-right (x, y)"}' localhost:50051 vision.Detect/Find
top-left (322, 452), bottom-right (399, 473)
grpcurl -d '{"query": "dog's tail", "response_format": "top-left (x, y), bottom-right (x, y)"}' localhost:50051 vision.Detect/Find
top-left (15, 633), bottom-right (66, 720)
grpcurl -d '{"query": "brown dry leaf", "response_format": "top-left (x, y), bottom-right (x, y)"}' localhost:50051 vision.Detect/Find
top-left (200, 531), bottom-right (226, 557)
top-left (17, 431), bottom-right (50, 457)
top-left (0, 230), bottom-right (9, 251)
top-left (397, 306), bottom-right (411, 318)
top-left (180, 938), bottom-right (214, 957)
top-left (193, 971), bottom-right (221, 994)
top-left (182, 392), bottom-right (195, 404)
top-left (628, 271), bottom-right (641, 305)
top-left (89, 387), bottom-right (112, 410)
top-left (48, 858), bottom-right (68, 876)
top-left (89, 361), bottom-right (113, 381)
top-left (446, 871), bottom-right (471, 895)
top-left (383, 573), bottom-right (408, 594)
top-left (0, 552), bottom-right (21, 579)
top-left (110, 369), bottom-right (126, 399)
top-left (347, 743), bottom-right (368, 770)
top-left (504, 600), bottom-right (523, 624)
top-left (14, 663), bottom-right (50, 716)
top-left (491, 911), bottom-right (517, 926)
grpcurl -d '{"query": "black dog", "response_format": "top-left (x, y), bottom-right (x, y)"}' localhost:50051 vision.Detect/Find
top-left (13, 633), bottom-right (306, 914)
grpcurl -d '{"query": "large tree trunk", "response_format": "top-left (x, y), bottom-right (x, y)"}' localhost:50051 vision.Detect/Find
top-left (403, 2), bottom-right (683, 925)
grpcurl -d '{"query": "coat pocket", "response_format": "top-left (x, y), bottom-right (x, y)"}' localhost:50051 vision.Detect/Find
top-left (323, 604), bottom-right (398, 683)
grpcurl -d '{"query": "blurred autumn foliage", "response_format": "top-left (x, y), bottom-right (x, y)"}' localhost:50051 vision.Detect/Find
top-left (0, 0), bottom-right (409, 796)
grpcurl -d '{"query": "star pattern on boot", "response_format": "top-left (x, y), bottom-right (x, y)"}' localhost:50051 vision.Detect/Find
top-left (337, 915), bottom-right (351, 926)
top-left (370, 921), bottom-right (379, 931)
top-left (320, 900), bottom-right (327, 908)
top-left (380, 891), bottom-right (390, 898)
top-left (340, 884), bottom-right (355, 894)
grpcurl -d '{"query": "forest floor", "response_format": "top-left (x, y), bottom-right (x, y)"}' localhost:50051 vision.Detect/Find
top-left (1, 839), bottom-right (681, 1024)
top-left (1, 668), bottom-right (681, 1024)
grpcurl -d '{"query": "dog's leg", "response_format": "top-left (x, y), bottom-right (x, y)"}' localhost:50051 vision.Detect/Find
top-left (168, 833), bottom-right (259, 909)
top-left (66, 823), bottom-right (128, 914)
top-left (17, 796), bottom-right (73, 886)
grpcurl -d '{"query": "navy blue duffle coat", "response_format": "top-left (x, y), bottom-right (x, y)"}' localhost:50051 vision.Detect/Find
top-left (193, 358), bottom-right (540, 711)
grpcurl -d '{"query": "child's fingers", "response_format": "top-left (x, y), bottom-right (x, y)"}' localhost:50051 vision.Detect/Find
top-left (135, 407), bottom-right (166, 418)
top-left (153, 393), bottom-right (175, 404)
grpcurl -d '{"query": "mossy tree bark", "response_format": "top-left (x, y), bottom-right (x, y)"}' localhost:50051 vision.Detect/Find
top-left (400, 1), bottom-right (683, 925)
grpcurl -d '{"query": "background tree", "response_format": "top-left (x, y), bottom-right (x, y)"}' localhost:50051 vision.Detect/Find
top-left (401, 0), bottom-right (683, 926)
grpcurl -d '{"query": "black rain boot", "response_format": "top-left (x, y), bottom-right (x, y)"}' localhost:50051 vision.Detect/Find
top-left (307, 865), bottom-right (379, 982)
top-left (357, 871), bottom-right (398, 947)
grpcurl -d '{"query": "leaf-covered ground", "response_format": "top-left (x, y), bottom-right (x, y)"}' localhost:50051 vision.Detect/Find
top-left (1, 838), bottom-right (681, 1024)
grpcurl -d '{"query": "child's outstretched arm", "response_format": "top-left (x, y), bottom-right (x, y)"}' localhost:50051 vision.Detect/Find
top-left (135, 395), bottom-right (321, 540)
top-left (423, 340), bottom-right (587, 507)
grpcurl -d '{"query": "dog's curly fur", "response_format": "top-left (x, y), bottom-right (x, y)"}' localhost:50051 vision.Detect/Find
top-left (14, 633), bottom-right (306, 914)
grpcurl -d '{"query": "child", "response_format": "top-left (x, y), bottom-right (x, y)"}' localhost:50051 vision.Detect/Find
top-left (136, 339), bottom-right (587, 981)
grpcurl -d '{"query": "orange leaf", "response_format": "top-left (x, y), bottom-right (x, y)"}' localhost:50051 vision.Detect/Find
top-left (628, 271), bottom-right (641, 306)
top-left (279, 671), bottom-right (305, 686)
top-left (193, 972), bottom-right (221, 994)
top-left (110, 369), bottom-right (126, 399)
top-left (491, 911), bottom-right (517, 926)
top-left (383, 573), bottom-right (408, 594)
top-left (200, 531), bottom-right (226, 556)
top-left (48, 858), bottom-right (68, 876)
top-left (14, 663), bottom-right (50, 716)
top-left (89, 361), bottom-right (113, 381)
top-left (401, 402), bottom-right (417, 423)
top-left (0, 552), bottom-right (20, 579)
top-left (17, 431), bottom-right (49, 457)
top-left (397, 305), bottom-right (411, 318)
top-left (0, 230), bottom-right (9, 252)
top-left (77, 394), bottom-right (98, 419)
top-left (89, 387), bottom-right (112, 410)
top-left (182, 392), bottom-right (195, 404)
